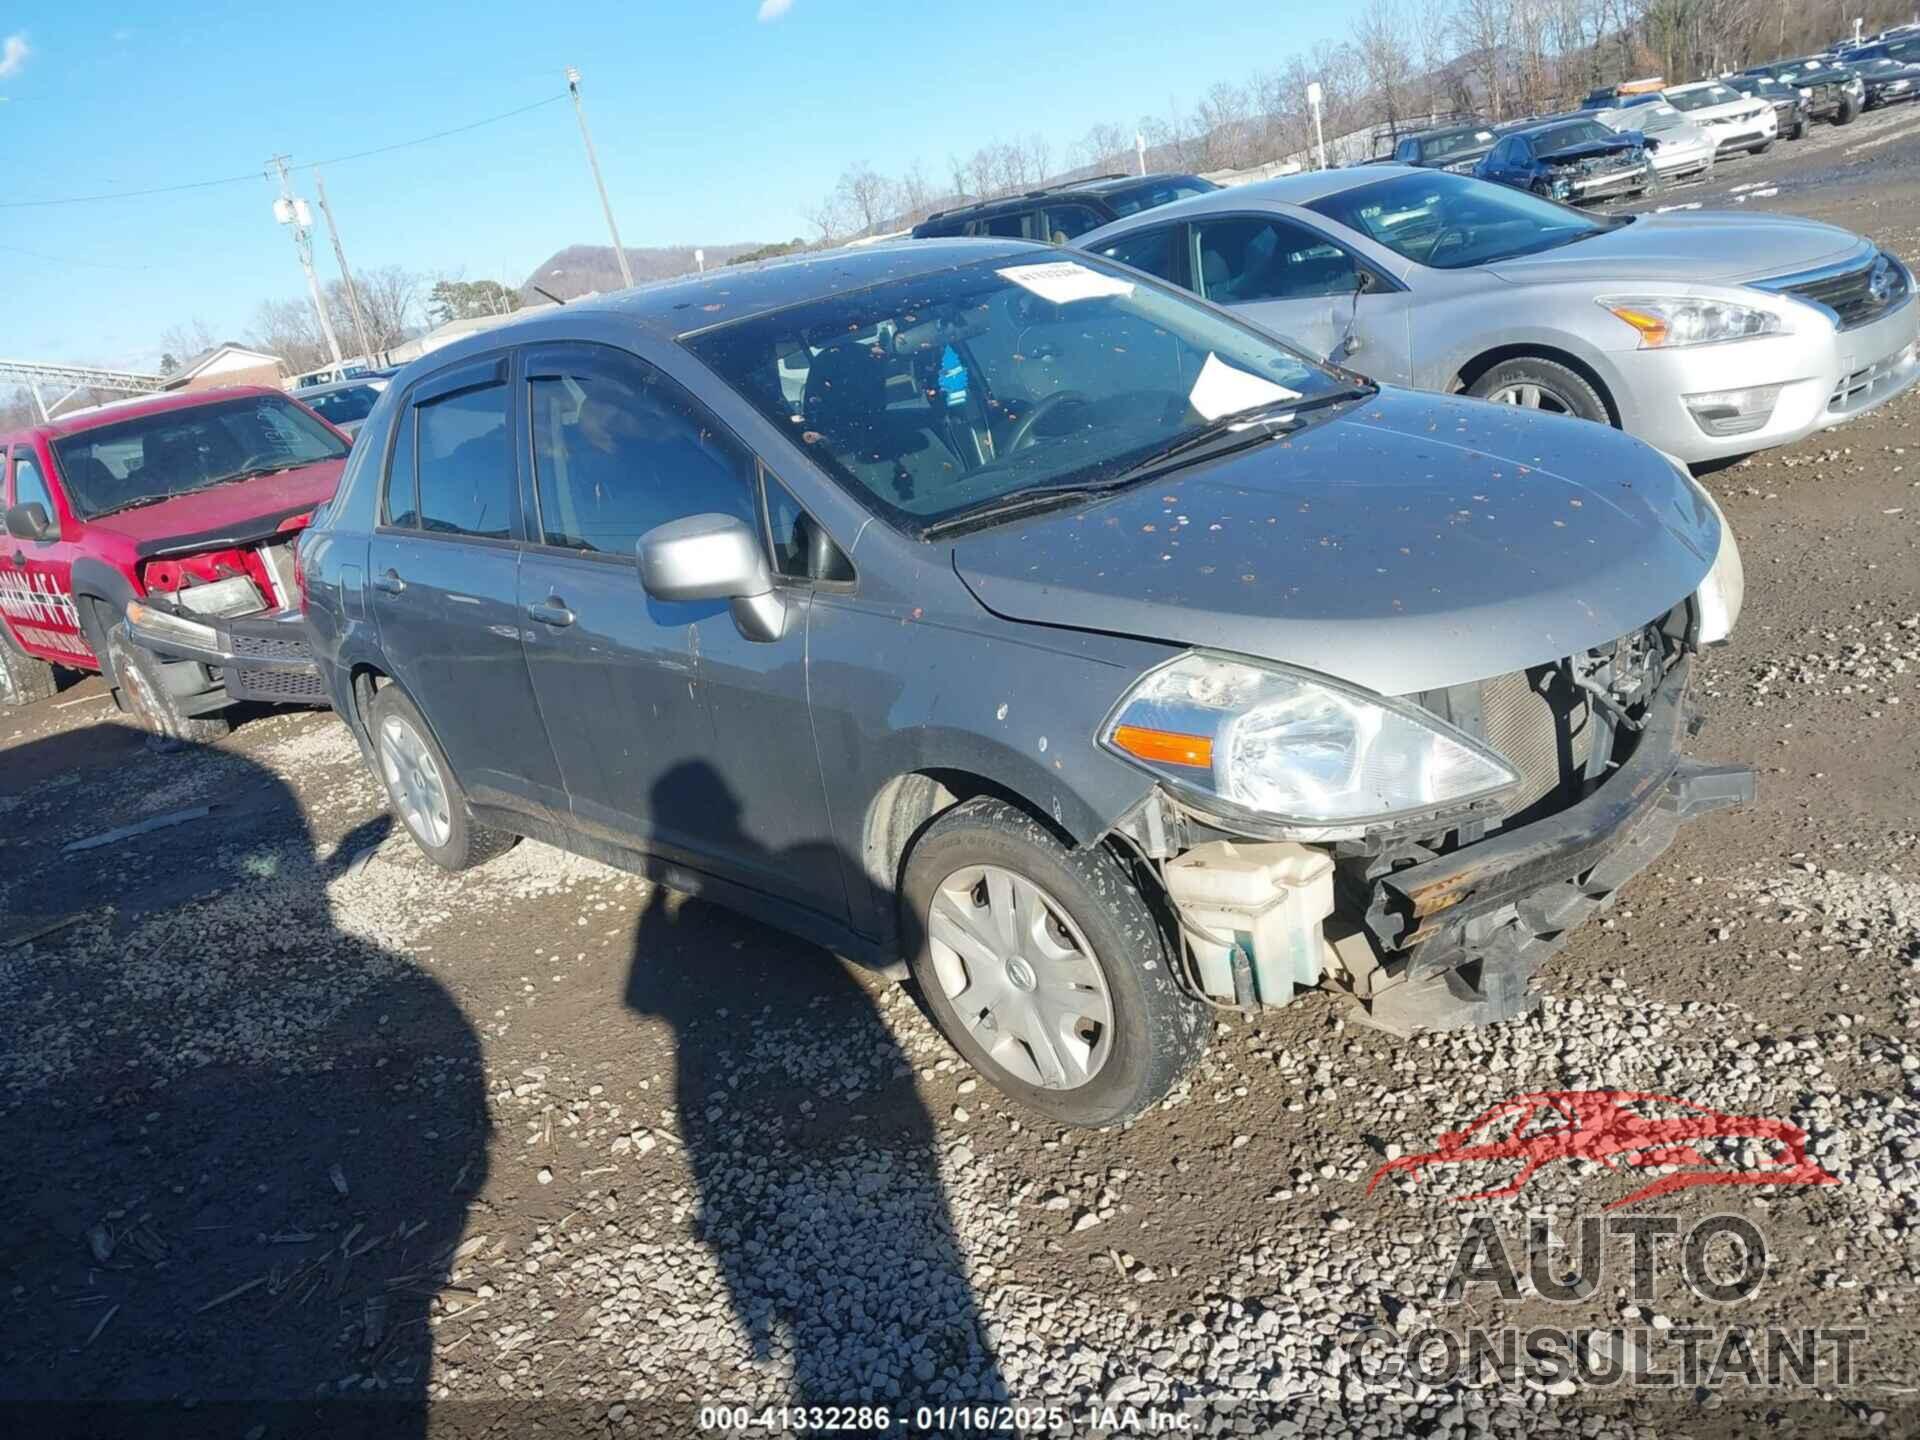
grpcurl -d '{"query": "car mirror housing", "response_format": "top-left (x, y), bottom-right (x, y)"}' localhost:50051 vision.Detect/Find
top-left (637, 512), bottom-right (791, 642)
top-left (4, 501), bottom-right (52, 541)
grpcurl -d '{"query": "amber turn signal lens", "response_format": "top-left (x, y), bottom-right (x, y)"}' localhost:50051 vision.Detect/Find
top-left (1606, 305), bottom-right (1669, 347)
top-left (1112, 724), bottom-right (1213, 769)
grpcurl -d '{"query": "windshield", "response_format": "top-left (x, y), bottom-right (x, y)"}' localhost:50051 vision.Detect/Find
top-left (303, 384), bottom-right (382, 426)
top-left (1306, 170), bottom-right (1609, 270)
top-left (1421, 127), bottom-right (1497, 159)
top-left (1668, 84), bottom-right (1740, 110)
top-left (684, 254), bottom-right (1348, 532)
top-left (51, 393), bottom-right (346, 519)
top-left (1533, 120), bottom-right (1616, 150)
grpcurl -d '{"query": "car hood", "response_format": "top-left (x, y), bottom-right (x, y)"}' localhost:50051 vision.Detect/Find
top-left (84, 457), bottom-right (344, 555)
top-left (950, 389), bottom-right (1719, 695)
top-left (1540, 136), bottom-right (1643, 163)
top-left (1483, 211), bottom-right (1869, 285)
top-left (1672, 96), bottom-right (1769, 122)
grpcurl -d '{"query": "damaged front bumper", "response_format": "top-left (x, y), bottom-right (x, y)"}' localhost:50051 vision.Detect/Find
top-left (1358, 655), bottom-right (1751, 1030)
top-left (124, 601), bottom-right (330, 708)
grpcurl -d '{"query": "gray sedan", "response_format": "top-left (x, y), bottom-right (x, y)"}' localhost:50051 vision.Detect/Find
top-left (295, 239), bottom-right (1748, 1123)
top-left (1078, 166), bottom-right (1919, 463)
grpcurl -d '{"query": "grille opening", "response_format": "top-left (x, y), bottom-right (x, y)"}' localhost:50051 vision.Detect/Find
top-left (1477, 664), bottom-right (1595, 828)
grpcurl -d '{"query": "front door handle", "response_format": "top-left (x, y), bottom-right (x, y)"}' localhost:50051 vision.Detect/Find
top-left (373, 569), bottom-right (406, 595)
top-left (527, 599), bottom-right (576, 628)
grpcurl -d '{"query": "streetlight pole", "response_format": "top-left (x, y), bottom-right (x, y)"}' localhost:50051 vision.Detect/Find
top-left (566, 66), bottom-right (634, 290)
top-left (268, 154), bottom-right (344, 371)
top-left (313, 170), bottom-right (379, 368)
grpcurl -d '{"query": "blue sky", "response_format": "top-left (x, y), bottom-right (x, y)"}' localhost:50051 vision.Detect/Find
top-left (1, 2), bottom-right (1345, 368)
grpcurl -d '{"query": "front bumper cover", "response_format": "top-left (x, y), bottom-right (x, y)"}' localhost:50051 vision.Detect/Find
top-left (125, 603), bottom-right (330, 708)
top-left (1361, 656), bottom-right (1752, 1030)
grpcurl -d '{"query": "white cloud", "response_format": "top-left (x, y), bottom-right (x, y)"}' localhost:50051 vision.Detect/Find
top-left (756, 0), bottom-right (793, 22)
top-left (0, 33), bottom-right (29, 80)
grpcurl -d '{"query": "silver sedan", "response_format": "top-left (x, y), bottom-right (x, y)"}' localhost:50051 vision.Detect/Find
top-left (1076, 166), bottom-right (1918, 463)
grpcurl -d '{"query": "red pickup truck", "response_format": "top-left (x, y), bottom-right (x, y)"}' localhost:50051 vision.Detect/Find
top-left (0, 387), bottom-right (347, 738)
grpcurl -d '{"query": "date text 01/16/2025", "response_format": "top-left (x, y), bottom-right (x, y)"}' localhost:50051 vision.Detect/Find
top-left (697, 1403), bottom-right (1196, 1432)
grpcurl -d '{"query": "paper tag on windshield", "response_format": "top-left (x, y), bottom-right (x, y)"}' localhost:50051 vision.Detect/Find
top-left (997, 261), bottom-right (1134, 305)
top-left (1187, 352), bottom-right (1302, 422)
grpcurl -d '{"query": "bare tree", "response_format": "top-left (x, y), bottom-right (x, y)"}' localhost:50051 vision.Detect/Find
top-left (1355, 0), bottom-right (1421, 134)
top-left (247, 298), bottom-right (329, 375)
top-left (832, 163), bottom-right (897, 238)
top-left (159, 319), bottom-right (218, 366)
top-left (352, 266), bottom-right (424, 352)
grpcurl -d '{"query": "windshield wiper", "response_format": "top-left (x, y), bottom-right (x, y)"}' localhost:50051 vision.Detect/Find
top-left (1106, 388), bottom-right (1372, 486)
top-left (90, 492), bottom-right (184, 518)
top-left (922, 484), bottom-right (1118, 538)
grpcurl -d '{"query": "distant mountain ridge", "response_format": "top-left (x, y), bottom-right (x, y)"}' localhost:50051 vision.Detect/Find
top-left (521, 242), bottom-right (773, 300)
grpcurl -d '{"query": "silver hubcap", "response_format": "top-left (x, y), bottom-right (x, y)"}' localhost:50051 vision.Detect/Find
top-left (1486, 381), bottom-right (1573, 414)
top-left (927, 865), bottom-right (1114, 1090)
top-left (379, 714), bottom-right (451, 849)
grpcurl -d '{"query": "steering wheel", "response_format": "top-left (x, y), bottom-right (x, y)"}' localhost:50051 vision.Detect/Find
top-left (1004, 391), bottom-right (1092, 452)
top-left (1427, 227), bottom-right (1472, 265)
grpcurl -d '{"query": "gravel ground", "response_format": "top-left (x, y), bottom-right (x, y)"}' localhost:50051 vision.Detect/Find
top-left (6, 118), bottom-right (1920, 1438)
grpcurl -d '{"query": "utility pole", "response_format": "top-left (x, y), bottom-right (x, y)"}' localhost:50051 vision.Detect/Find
top-left (268, 155), bottom-right (344, 370)
top-left (566, 66), bottom-right (634, 290)
top-left (313, 170), bottom-right (378, 368)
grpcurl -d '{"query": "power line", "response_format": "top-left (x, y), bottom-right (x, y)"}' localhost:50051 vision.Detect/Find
top-left (0, 93), bottom-right (568, 210)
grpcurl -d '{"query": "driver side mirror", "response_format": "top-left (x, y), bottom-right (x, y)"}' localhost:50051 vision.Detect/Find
top-left (637, 513), bottom-right (792, 643)
top-left (4, 502), bottom-right (51, 542)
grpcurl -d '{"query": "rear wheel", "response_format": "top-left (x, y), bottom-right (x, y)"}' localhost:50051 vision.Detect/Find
top-left (0, 625), bottom-right (58, 710)
top-left (901, 798), bottom-right (1204, 1127)
top-left (1467, 356), bottom-right (1612, 426)
top-left (366, 683), bottom-right (516, 871)
top-left (105, 626), bottom-right (229, 746)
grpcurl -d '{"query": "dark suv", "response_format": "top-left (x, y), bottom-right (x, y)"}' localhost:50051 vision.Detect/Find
top-left (1741, 57), bottom-right (1863, 124)
top-left (909, 173), bottom-right (1216, 243)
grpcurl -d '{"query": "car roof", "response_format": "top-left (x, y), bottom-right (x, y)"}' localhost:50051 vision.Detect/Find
top-left (919, 173), bottom-right (1201, 224)
top-left (0, 385), bottom-right (296, 448)
top-left (549, 238), bottom-right (1043, 340)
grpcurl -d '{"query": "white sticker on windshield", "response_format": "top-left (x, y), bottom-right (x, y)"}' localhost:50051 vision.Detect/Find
top-left (1186, 352), bottom-right (1302, 422)
top-left (997, 261), bottom-right (1135, 305)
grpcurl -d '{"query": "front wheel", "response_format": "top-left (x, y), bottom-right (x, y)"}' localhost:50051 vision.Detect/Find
top-left (105, 625), bottom-right (230, 746)
top-left (1793, 119), bottom-right (1808, 140)
top-left (1836, 96), bottom-right (1859, 125)
top-left (901, 798), bottom-right (1204, 1127)
top-left (1466, 357), bottom-right (1612, 426)
top-left (366, 683), bottom-right (516, 871)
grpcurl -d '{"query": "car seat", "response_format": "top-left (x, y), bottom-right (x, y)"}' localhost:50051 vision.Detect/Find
top-left (803, 341), bottom-right (957, 502)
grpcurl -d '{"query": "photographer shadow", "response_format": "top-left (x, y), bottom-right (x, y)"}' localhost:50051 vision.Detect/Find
top-left (0, 724), bottom-right (486, 1436)
top-left (622, 759), bottom-right (1005, 1408)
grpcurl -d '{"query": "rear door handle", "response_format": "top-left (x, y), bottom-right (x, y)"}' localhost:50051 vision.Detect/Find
top-left (527, 599), bottom-right (576, 628)
top-left (373, 569), bottom-right (406, 595)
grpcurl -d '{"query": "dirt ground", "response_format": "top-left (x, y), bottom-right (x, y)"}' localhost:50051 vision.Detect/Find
top-left (5, 111), bottom-right (1920, 1439)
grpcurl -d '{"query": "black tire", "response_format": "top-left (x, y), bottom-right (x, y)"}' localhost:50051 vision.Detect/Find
top-left (1793, 119), bottom-right (1808, 140)
top-left (1466, 357), bottom-right (1612, 426)
top-left (0, 625), bottom-right (59, 710)
top-left (105, 625), bottom-right (230, 745)
top-left (1751, 139), bottom-right (1773, 155)
top-left (365, 683), bottom-right (516, 872)
top-left (1836, 95), bottom-right (1859, 125)
top-left (901, 797), bottom-right (1204, 1127)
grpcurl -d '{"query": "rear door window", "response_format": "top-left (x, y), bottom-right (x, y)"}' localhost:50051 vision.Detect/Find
top-left (1042, 204), bottom-right (1104, 242)
top-left (384, 358), bottom-right (516, 539)
top-left (1193, 217), bottom-right (1359, 303)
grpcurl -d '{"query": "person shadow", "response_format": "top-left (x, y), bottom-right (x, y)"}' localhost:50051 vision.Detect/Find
top-left (623, 760), bottom-right (1007, 1411)
top-left (0, 724), bottom-right (486, 1438)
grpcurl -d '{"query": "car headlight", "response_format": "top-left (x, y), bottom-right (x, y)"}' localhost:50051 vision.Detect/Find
top-left (170, 574), bottom-right (265, 618)
top-left (1599, 296), bottom-right (1788, 347)
top-left (1686, 479), bottom-right (1745, 645)
top-left (1102, 653), bottom-right (1521, 832)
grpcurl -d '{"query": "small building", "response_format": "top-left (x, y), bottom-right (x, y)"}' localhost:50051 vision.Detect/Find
top-left (161, 342), bottom-right (285, 393)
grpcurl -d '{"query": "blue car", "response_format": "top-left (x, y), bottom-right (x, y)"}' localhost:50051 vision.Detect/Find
top-left (1474, 116), bottom-right (1653, 206)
